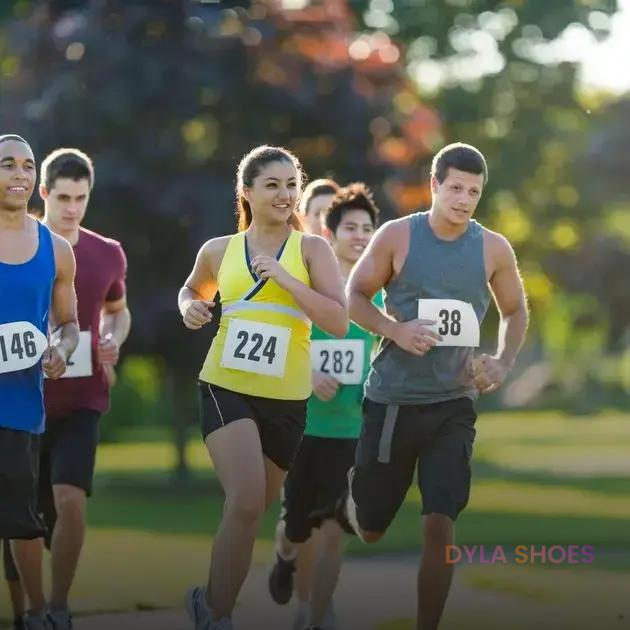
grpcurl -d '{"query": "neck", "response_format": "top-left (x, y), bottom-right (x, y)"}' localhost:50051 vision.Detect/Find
top-left (43, 215), bottom-right (79, 245)
top-left (0, 207), bottom-right (28, 230)
top-left (336, 256), bottom-right (354, 283)
top-left (247, 220), bottom-right (291, 246)
top-left (427, 207), bottom-right (469, 240)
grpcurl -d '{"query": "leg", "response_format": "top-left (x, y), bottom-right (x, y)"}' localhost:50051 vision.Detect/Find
top-left (416, 397), bottom-right (477, 630)
top-left (294, 535), bottom-right (317, 604)
top-left (49, 484), bottom-right (86, 608)
top-left (206, 418), bottom-right (267, 618)
top-left (3, 539), bottom-right (26, 619)
top-left (45, 410), bottom-right (99, 614)
top-left (9, 538), bottom-right (45, 613)
top-left (417, 514), bottom-right (454, 630)
top-left (308, 520), bottom-right (344, 627)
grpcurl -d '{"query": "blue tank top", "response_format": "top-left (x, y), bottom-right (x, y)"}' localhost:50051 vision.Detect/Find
top-left (0, 220), bottom-right (56, 433)
top-left (364, 212), bottom-right (490, 405)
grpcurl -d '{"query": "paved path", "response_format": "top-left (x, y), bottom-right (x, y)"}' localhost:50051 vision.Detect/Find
top-left (74, 555), bottom-right (544, 630)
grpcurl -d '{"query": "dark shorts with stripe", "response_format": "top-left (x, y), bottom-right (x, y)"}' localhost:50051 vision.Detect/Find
top-left (198, 381), bottom-right (307, 471)
top-left (0, 428), bottom-right (46, 542)
top-left (282, 435), bottom-right (358, 543)
top-left (351, 397), bottom-right (476, 532)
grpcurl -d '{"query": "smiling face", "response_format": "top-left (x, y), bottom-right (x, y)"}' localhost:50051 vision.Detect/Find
top-left (0, 140), bottom-right (36, 213)
top-left (40, 177), bottom-right (90, 233)
top-left (244, 159), bottom-right (299, 226)
top-left (431, 167), bottom-right (484, 227)
top-left (330, 208), bottom-right (375, 265)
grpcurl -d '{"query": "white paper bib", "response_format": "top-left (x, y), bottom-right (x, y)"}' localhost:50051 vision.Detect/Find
top-left (417, 299), bottom-right (480, 347)
top-left (45, 330), bottom-right (93, 379)
top-left (221, 318), bottom-right (291, 377)
top-left (310, 339), bottom-right (364, 385)
top-left (0, 321), bottom-right (48, 374)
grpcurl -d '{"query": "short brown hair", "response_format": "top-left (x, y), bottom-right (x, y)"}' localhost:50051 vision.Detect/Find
top-left (324, 183), bottom-right (379, 234)
top-left (40, 147), bottom-right (94, 191)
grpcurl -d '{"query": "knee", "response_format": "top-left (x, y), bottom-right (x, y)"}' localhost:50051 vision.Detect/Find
top-left (225, 495), bottom-right (265, 525)
top-left (423, 514), bottom-right (453, 547)
top-left (53, 486), bottom-right (86, 522)
top-left (320, 521), bottom-right (344, 551)
top-left (359, 529), bottom-right (384, 544)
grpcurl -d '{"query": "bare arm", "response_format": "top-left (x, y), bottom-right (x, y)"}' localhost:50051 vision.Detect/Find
top-left (347, 222), bottom-right (398, 338)
top-left (473, 232), bottom-right (528, 392)
top-left (178, 238), bottom-right (225, 329)
top-left (46, 235), bottom-right (79, 377)
top-left (488, 234), bottom-right (528, 369)
top-left (348, 221), bottom-right (440, 356)
top-left (100, 297), bottom-right (131, 347)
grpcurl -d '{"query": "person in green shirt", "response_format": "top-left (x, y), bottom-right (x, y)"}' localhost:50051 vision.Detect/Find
top-left (268, 183), bottom-right (381, 630)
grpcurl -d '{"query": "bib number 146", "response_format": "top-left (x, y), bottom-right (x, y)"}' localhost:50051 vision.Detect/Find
top-left (0, 321), bottom-right (48, 374)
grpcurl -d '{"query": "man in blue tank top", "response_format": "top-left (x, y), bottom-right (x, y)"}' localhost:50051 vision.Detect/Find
top-left (319, 143), bottom-right (528, 629)
top-left (0, 135), bottom-right (79, 630)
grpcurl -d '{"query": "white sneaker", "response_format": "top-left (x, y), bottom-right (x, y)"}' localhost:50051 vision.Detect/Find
top-left (47, 609), bottom-right (73, 630)
top-left (185, 586), bottom-right (214, 630)
top-left (22, 614), bottom-right (52, 630)
top-left (292, 601), bottom-right (308, 630)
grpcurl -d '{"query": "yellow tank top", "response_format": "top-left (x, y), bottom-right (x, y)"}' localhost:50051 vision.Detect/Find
top-left (200, 230), bottom-right (312, 400)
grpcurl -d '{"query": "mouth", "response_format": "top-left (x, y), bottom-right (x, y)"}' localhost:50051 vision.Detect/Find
top-left (7, 186), bottom-right (28, 193)
top-left (273, 203), bottom-right (291, 210)
top-left (351, 244), bottom-right (366, 252)
top-left (452, 207), bottom-right (469, 216)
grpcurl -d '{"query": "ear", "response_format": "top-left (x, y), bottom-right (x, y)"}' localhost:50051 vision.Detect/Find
top-left (322, 226), bottom-right (334, 243)
top-left (430, 174), bottom-right (439, 195)
top-left (242, 187), bottom-right (252, 204)
top-left (39, 184), bottom-right (49, 201)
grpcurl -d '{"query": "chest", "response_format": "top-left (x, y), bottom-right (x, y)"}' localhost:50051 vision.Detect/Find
top-left (0, 230), bottom-right (38, 265)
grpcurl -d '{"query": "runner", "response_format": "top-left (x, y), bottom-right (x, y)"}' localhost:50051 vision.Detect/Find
top-left (268, 183), bottom-right (381, 630)
top-left (178, 145), bottom-right (348, 630)
top-left (297, 179), bottom-right (339, 236)
top-left (0, 135), bottom-right (79, 630)
top-left (3, 147), bottom-right (130, 630)
top-left (320, 143), bottom-right (528, 630)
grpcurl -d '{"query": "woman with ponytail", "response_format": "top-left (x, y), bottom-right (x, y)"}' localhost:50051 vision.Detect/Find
top-left (178, 145), bottom-right (348, 630)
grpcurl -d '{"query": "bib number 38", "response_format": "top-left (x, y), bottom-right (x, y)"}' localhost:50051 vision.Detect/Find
top-left (417, 299), bottom-right (480, 347)
top-left (221, 319), bottom-right (291, 377)
top-left (0, 321), bottom-right (48, 374)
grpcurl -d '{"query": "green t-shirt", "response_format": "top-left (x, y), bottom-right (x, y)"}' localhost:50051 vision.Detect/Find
top-left (305, 292), bottom-right (384, 439)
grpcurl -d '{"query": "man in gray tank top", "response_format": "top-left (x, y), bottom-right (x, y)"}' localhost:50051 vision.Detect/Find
top-left (317, 143), bottom-right (528, 630)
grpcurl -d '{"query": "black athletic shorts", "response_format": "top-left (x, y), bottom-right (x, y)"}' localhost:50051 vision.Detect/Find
top-left (283, 435), bottom-right (358, 543)
top-left (2, 409), bottom-right (101, 580)
top-left (198, 381), bottom-right (307, 471)
top-left (0, 428), bottom-right (45, 541)
top-left (351, 397), bottom-right (477, 532)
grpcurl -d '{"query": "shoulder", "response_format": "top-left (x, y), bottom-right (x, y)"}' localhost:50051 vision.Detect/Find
top-left (200, 234), bottom-right (234, 268)
top-left (300, 233), bottom-right (335, 263)
top-left (49, 232), bottom-right (75, 276)
top-left (481, 226), bottom-right (516, 265)
top-left (368, 215), bottom-right (411, 251)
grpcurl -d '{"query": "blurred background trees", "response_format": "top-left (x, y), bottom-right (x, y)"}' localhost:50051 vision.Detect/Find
top-left (0, 0), bottom-right (628, 460)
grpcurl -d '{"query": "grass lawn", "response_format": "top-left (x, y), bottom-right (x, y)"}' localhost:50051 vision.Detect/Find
top-left (1, 410), bottom-right (629, 622)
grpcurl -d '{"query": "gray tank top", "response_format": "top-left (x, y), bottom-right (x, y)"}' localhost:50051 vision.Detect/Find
top-left (364, 212), bottom-right (490, 405)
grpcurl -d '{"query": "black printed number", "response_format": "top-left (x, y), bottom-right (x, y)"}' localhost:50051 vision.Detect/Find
top-left (320, 349), bottom-right (355, 375)
top-left (234, 331), bottom-right (277, 364)
top-left (438, 309), bottom-right (461, 336)
top-left (0, 332), bottom-right (38, 363)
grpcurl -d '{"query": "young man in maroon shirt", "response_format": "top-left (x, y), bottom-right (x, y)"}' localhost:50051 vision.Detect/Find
top-left (3, 148), bottom-right (130, 630)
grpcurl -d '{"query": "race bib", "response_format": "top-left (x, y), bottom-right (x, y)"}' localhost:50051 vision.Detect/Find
top-left (46, 330), bottom-right (93, 379)
top-left (311, 339), bottom-right (364, 385)
top-left (221, 318), bottom-right (291, 377)
top-left (0, 321), bottom-right (48, 374)
top-left (417, 299), bottom-right (480, 347)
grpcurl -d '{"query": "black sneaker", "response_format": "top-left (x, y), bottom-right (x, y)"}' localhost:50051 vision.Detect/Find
top-left (13, 618), bottom-right (26, 630)
top-left (268, 552), bottom-right (296, 605)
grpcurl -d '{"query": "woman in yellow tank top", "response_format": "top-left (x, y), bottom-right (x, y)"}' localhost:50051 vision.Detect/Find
top-left (177, 145), bottom-right (348, 629)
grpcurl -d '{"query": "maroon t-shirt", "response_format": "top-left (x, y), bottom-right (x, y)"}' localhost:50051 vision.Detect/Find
top-left (45, 227), bottom-right (127, 420)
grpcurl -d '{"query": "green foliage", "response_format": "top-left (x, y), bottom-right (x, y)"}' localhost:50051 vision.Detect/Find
top-left (102, 355), bottom-right (171, 442)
